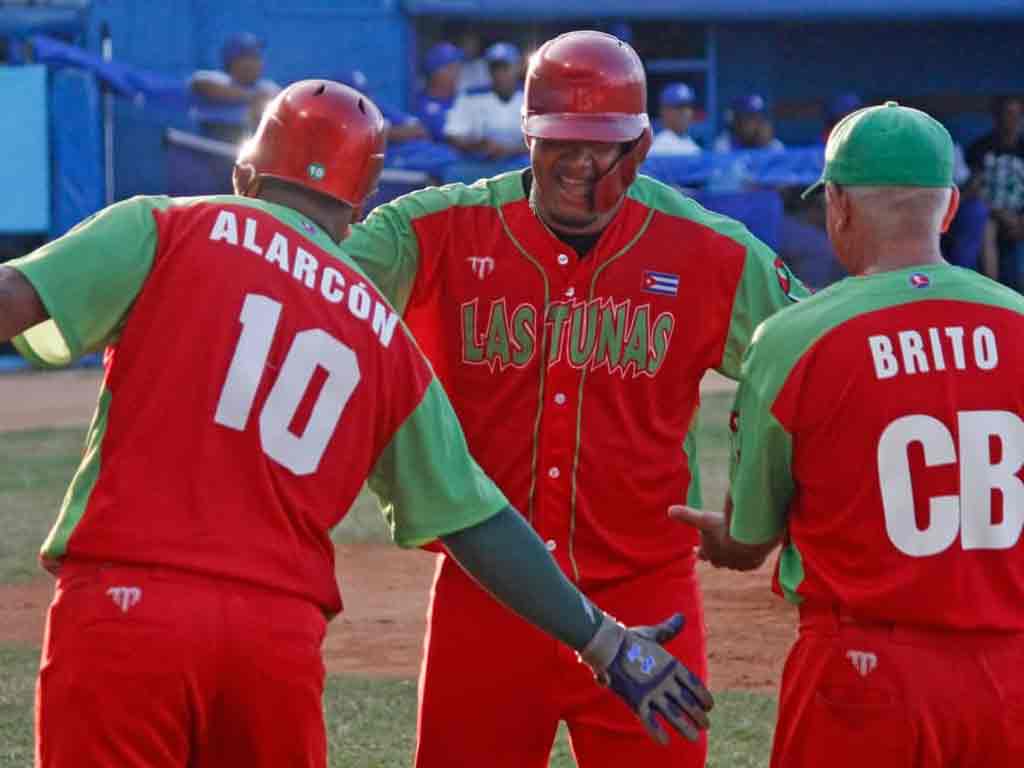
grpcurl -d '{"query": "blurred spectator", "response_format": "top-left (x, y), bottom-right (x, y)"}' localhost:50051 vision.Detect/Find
top-left (189, 33), bottom-right (280, 144)
top-left (444, 42), bottom-right (525, 159)
top-left (820, 91), bottom-right (862, 143)
top-left (713, 94), bottom-right (784, 152)
top-left (339, 68), bottom-right (427, 144)
top-left (650, 83), bottom-right (702, 156)
top-left (455, 28), bottom-right (491, 94)
top-left (415, 42), bottom-right (463, 142)
top-left (966, 94), bottom-right (1024, 289)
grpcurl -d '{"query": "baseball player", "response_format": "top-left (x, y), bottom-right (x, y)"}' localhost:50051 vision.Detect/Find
top-left (674, 102), bottom-right (1024, 767)
top-left (0, 80), bottom-right (712, 768)
top-left (341, 31), bottom-right (805, 767)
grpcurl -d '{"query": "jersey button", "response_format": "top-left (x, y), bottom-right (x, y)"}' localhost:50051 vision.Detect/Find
top-left (554, 392), bottom-right (567, 406)
top-left (548, 467), bottom-right (561, 479)
top-left (545, 539), bottom-right (557, 552)
top-left (557, 253), bottom-right (570, 266)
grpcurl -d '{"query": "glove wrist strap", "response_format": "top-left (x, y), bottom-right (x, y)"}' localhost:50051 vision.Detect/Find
top-left (579, 614), bottom-right (626, 674)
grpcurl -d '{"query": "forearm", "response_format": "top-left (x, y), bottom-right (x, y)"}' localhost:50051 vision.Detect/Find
top-left (191, 80), bottom-right (253, 104)
top-left (445, 134), bottom-right (486, 155)
top-left (0, 266), bottom-right (47, 342)
top-left (440, 506), bottom-right (602, 650)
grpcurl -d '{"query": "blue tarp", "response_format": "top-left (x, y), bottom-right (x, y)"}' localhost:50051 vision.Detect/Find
top-left (30, 34), bottom-right (262, 127)
top-left (50, 68), bottom-right (104, 236)
top-left (0, 5), bottom-right (87, 38)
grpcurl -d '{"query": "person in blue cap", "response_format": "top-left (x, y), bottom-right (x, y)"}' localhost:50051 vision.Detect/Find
top-left (650, 83), bottom-right (702, 156)
top-left (714, 93), bottom-right (784, 152)
top-left (414, 42), bottom-right (464, 142)
top-left (189, 32), bottom-right (280, 143)
top-left (821, 91), bottom-right (862, 143)
top-left (444, 42), bottom-right (526, 159)
top-left (339, 68), bottom-right (428, 144)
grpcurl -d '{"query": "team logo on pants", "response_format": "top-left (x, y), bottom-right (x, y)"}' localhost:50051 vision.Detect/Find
top-left (106, 586), bottom-right (142, 613)
top-left (846, 649), bottom-right (878, 677)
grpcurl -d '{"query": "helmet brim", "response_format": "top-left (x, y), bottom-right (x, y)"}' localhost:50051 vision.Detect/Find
top-left (522, 113), bottom-right (649, 143)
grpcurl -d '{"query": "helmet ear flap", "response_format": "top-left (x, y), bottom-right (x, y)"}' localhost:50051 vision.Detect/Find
top-left (593, 125), bottom-right (652, 212)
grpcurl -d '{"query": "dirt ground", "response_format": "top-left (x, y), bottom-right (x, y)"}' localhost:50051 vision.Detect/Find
top-left (0, 368), bottom-right (791, 692)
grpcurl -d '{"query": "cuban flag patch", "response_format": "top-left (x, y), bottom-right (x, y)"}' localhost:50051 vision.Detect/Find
top-left (643, 270), bottom-right (680, 297)
top-left (909, 272), bottom-right (931, 289)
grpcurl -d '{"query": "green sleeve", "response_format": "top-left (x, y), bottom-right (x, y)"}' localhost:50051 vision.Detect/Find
top-left (9, 196), bottom-right (161, 367)
top-left (344, 199), bottom-right (423, 314)
top-left (727, 328), bottom-right (796, 545)
top-left (719, 236), bottom-right (809, 379)
top-left (368, 377), bottom-right (509, 547)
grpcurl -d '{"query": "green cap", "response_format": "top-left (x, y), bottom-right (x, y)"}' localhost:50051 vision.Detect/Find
top-left (802, 101), bottom-right (954, 198)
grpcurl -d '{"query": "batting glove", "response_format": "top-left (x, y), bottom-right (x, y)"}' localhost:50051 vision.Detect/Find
top-left (579, 613), bottom-right (713, 745)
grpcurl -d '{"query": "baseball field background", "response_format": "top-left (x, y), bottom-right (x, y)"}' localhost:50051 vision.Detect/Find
top-left (0, 369), bottom-right (789, 767)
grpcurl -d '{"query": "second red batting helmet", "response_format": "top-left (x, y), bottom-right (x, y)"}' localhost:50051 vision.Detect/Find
top-left (236, 79), bottom-right (386, 207)
top-left (522, 31), bottom-right (652, 212)
top-left (522, 30), bottom-right (649, 143)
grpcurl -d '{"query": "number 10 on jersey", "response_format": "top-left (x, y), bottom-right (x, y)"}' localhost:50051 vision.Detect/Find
top-left (214, 293), bottom-right (361, 475)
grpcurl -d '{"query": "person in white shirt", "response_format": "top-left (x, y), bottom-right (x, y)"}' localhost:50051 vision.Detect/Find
top-left (650, 83), bottom-right (702, 156)
top-left (713, 93), bottom-right (784, 152)
top-left (444, 42), bottom-right (526, 159)
top-left (454, 28), bottom-right (492, 94)
top-left (189, 33), bottom-right (280, 143)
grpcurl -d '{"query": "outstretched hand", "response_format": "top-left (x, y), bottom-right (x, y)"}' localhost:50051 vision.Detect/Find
top-left (669, 502), bottom-right (776, 572)
top-left (667, 504), bottom-right (730, 567)
top-left (581, 613), bottom-right (713, 745)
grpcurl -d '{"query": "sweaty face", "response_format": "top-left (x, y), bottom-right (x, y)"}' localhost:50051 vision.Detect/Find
top-left (661, 105), bottom-right (693, 135)
top-left (230, 54), bottom-right (263, 87)
top-left (530, 138), bottom-right (624, 234)
top-left (490, 62), bottom-right (520, 99)
top-left (733, 114), bottom-right (765, 147)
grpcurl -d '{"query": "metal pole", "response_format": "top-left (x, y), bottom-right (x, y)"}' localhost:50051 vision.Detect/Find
top-left (100, 22), bottom-right (114, 205)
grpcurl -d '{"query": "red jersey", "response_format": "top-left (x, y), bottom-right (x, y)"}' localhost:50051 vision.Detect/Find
top-left (10, 195), bottom-right (507, 615)
top-left (343, 170), bottom-right (804, 587)
top-left (729, 264), bottom-right (1024, 630)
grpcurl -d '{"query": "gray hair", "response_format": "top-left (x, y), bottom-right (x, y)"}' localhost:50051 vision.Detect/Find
top-left (842, 185), bottom-right (952, 234)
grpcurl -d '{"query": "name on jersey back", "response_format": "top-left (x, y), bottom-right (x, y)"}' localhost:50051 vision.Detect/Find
top-left (868, 325), bottom-right (999, 379)
top-left (208, 208), bottom-right (399, 348)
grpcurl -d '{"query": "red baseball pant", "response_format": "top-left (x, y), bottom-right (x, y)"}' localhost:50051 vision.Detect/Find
top-left (36, 561), bottom-right (327, 768)
top-left (414, 553), bottom-right (708, 768)
top-left (771, 604), bottom-right (1024, 768)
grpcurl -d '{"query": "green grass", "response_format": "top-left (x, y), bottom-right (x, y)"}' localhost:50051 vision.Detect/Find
top-left (0, 646), bottom-right (36, 768)
top-left (0, 388), bottom-right (774, 767)
top-left (0, 645), bottom-right (772, 767)
top-left (0, 428), bottom-right (88, 583)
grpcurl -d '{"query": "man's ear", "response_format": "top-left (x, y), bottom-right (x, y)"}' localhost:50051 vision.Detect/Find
top-left (825, 183), bottom-right (848, 229)
top-left (232, 164), bottom-right (260, 197)
top-left (940, 185), bottom-right (961, 234)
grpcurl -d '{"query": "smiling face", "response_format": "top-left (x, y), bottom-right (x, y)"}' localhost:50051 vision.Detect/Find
top-left (529, 137), bottom-right (625, 234)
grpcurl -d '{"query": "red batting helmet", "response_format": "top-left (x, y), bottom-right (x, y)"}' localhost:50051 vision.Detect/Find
top-left (236, 79), bottom-right (386, 207)
top-left (522, 31), bottom-right (652, 211)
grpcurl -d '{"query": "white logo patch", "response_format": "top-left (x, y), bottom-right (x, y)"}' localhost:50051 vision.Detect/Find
top-left (467, 256), bottom-right (495, 280)
top-left (846, 649), bottom-right (878, 677)
top-left (106, 586), bottom-right (142, 613)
